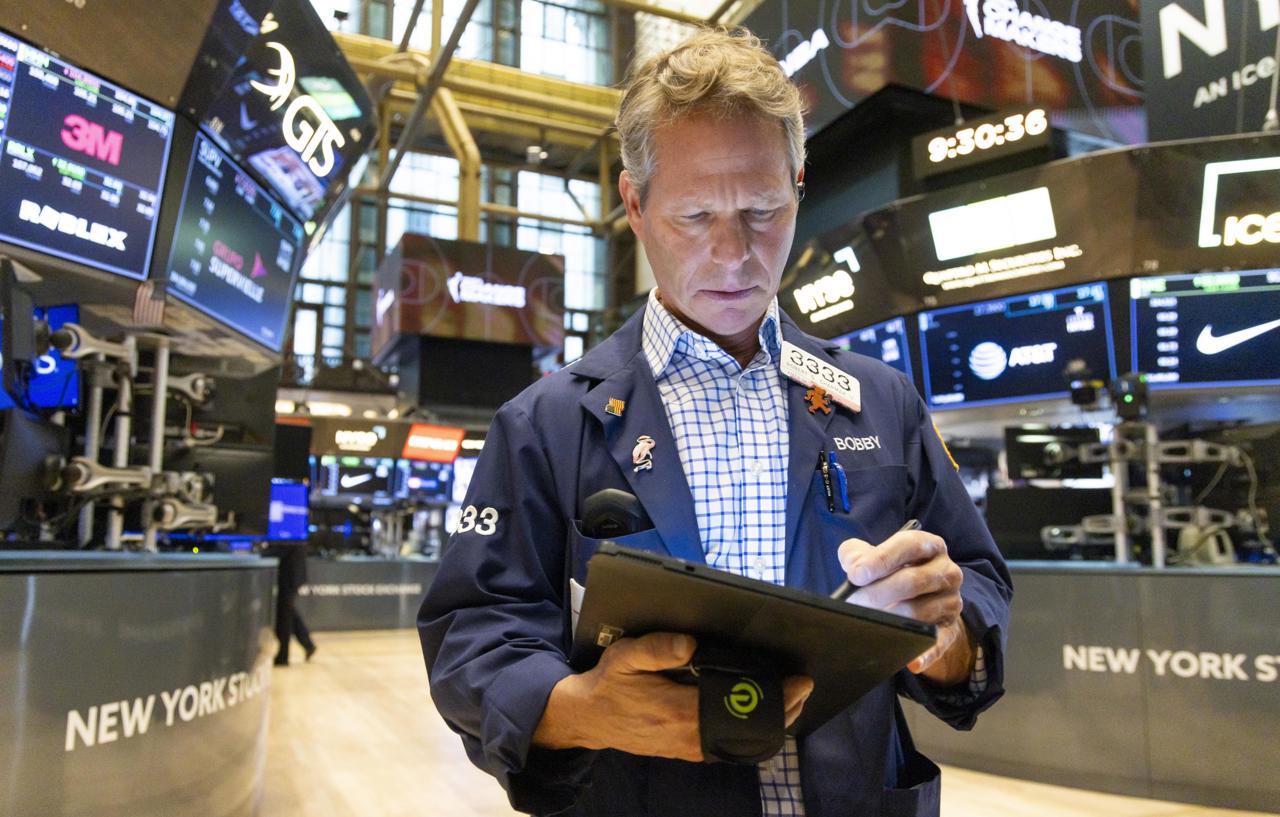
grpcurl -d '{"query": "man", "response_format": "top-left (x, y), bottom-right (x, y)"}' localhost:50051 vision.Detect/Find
top-left (420, 27), bottom-right (1011, 817)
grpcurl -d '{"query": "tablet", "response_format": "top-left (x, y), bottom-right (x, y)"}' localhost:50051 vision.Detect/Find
top-left (571, 543), bottom-right (937, 736)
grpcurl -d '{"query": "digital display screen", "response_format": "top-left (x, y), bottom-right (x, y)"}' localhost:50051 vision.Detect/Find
top-left (830, 316), bottom-right (912, 378)
top-left (397, 460), bottom-right (452, 502)
top-left (267, 478), bottom-right (308, 540)
top-left (313, 455), bottom-right (395, 498)
top-left (197, 0), bottom-right (376, 225)
top-left (165, 132), bottom-right (303, 351)
top-left (1130, 270), bottom-right (1280, 388)
top-left (0, 30), bottom-right (174, 278)
top-left (0, 304), bottom-right (79, 409)
top-left (919, 283), bottom-right (1116, 409)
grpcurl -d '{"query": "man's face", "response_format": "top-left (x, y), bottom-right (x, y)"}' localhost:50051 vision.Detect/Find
top-left (620, 111), bottom-right (799, 342)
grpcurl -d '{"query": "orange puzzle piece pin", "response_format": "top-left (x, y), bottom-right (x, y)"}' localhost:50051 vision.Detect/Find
top-left (804, 385), bottom-right (833, 415)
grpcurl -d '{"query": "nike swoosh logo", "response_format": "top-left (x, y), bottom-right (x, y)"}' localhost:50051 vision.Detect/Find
top-left (1195, 318), bottom-right (1280, 355)
top-left (340, 473), bottom-right (373, 488)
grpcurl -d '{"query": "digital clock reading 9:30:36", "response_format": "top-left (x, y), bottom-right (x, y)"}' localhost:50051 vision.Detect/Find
top-left (927, 109), bottom-right (1049, 163)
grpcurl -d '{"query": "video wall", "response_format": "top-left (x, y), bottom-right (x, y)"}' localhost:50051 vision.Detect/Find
top-left (782, 130), bottom-right (1280, 409)
top-left (0, 4), bottom-right (375, 355)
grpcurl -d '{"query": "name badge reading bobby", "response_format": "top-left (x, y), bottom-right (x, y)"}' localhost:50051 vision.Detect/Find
top-left (780, 340), bottom-right (861, 412)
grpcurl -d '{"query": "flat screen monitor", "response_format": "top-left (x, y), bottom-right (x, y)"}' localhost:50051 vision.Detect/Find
top-left (1130, 269), bottom-right (1280, 389)
top-left (267, 478), bottom-right (309, 540)
top-left (166, 443), bottom-right (273, 535)
top-left (164, 131), bottom-right (304, 351)
top-left (0, 304), bottom-right (79, 409)
top-left (196, 0), bottom-right (376, 227)
top-left (1004, 425), bottom-right (1104, 481)
top-left (830, 316), bottom-right (912, 378)
top-left (918, 283), bottom-right (1116, 410)
top-left (0, 30), bottom-right (174, 279)
top-left (313, 454), bottom-right (395, 499)
top-left (397, 459), bottom-right (452, 503)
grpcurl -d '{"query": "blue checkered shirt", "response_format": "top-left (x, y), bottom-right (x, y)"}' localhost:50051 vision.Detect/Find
top-left (641, 291), bottom-right (988, 814)
top-left (642, 290), bottom-right (805, 815)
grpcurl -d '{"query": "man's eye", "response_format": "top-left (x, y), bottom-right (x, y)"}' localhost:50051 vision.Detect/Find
top-left (681, 212), bottom-right (709, 223)
top-left (746, 208), bottom-right (778, 221)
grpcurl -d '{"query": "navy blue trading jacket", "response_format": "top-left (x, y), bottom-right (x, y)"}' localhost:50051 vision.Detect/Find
top-left (420, 305), bottom-right (1012, 817)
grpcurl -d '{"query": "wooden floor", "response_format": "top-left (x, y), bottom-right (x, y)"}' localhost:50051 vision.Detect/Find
top-left (264, 630), bottom-right (1270, 817)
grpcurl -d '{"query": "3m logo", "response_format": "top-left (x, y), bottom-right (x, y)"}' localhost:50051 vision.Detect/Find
top-left (724, 679), bottom-right (762, 720)
top-left (61, 114), bottom-right (123, 166)
top-left (1197, 157), bottom-right (1280, 248)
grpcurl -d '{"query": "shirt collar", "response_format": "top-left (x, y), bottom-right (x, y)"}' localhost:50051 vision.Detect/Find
top-left (641, 289), bottom-right (782, 379)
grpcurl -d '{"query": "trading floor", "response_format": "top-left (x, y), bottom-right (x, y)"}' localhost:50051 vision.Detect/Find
top-left (264, 631), bottom-right (1273, 817)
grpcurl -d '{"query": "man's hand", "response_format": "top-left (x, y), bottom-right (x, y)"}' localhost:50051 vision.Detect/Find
top-left (837, 528), bottom-right (974, 686)
top-left (532, 632), bottom-right (814, 760)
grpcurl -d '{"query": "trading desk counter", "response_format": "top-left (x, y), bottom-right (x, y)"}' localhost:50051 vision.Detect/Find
top-left (295, 555), bottom-right (439, 631)
top-left (905, 562), bottom-right (1280, 813)
top-left (0, 552), bottom-right (276, 817)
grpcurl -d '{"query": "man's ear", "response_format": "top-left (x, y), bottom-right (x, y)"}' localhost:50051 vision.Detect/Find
top-left (619, 170), bottom-right (644, 237)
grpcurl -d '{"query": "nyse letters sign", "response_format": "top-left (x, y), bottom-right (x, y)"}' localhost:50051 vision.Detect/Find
top-left (1142, 0), bottom-right (1280, 139)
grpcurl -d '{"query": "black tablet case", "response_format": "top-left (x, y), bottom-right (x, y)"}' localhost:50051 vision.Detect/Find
top-left (571, 543), bottom-right (937, 736)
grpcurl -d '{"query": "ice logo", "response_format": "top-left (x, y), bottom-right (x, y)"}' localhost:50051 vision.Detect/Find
top-left (968, 341), bottom-right (1008, 381)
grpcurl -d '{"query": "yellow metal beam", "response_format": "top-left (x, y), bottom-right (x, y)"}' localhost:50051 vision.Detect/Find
top-left (431, 88), bottom-right (482, 241)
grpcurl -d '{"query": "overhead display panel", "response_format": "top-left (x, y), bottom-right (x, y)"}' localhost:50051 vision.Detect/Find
top-left (744, 0), bottom-right (1143, 143)
top-left (0, 0), bottom-right (232, 108)
top-left (164, 131), bottom-right (304, 351)
top-left (1132, 132), bottom-right (1280, 276)
top-left (195, 0), bottom-right (376, 228)
top-left (372, 234), bottom-right (564, 360)
top-left (830, 316), bottom-right (912, 378)
top-left (868, 149), bottom-right (1137, 309)
top-left (918, 283), bottom-right (1116, 410)
top-left (1130, 270), bottom-right (1280, 389)
top-left (0, 31), bottom-right (174, 279)
top-left (780, 219), bottom-right (915, 337)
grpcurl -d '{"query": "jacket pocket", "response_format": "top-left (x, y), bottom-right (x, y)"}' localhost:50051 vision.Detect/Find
top-left (567, 520), bottom-right (665, 585)
top-left (879, 749), bottom-right (941, 817)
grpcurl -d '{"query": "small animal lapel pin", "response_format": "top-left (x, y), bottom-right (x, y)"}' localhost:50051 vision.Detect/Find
top-left (632, 435), bottom-right (656, 472)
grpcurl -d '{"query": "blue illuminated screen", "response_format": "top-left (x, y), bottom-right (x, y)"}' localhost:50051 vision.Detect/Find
top-left (1130, 270), bottom-right (1280, 389)
top-left (831, 316), bottom-right (912, 378)
top-left (267, 479), bottom-right (309, 540)
top-left (918, 284), bottom-right (1116, 409)
top-left (0, 303), bottom-right (79, 409)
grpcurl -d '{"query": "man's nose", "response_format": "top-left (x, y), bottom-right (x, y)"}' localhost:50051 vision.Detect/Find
top-left (708, 216), bottom-right (751, 269)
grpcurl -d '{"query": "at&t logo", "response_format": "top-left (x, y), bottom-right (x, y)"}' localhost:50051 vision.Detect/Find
top-left (969, 341), bottom-right (1059, 380)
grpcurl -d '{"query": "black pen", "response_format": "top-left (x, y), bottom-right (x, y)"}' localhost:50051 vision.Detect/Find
top-left (817, 447), bottom-right (834, 512)
top-left (830, 518), bottom-right (923, 601)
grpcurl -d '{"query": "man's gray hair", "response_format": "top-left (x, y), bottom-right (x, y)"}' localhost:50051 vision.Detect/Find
top-left (615, 27), bottom-right (806, 202)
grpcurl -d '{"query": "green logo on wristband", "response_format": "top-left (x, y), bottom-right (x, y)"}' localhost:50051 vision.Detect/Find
top-left (725, 678), bottom-right (762, 719)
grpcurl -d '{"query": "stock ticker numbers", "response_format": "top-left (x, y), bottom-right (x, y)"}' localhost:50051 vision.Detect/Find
top-left (0, 30), bottom-right (174, 278)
